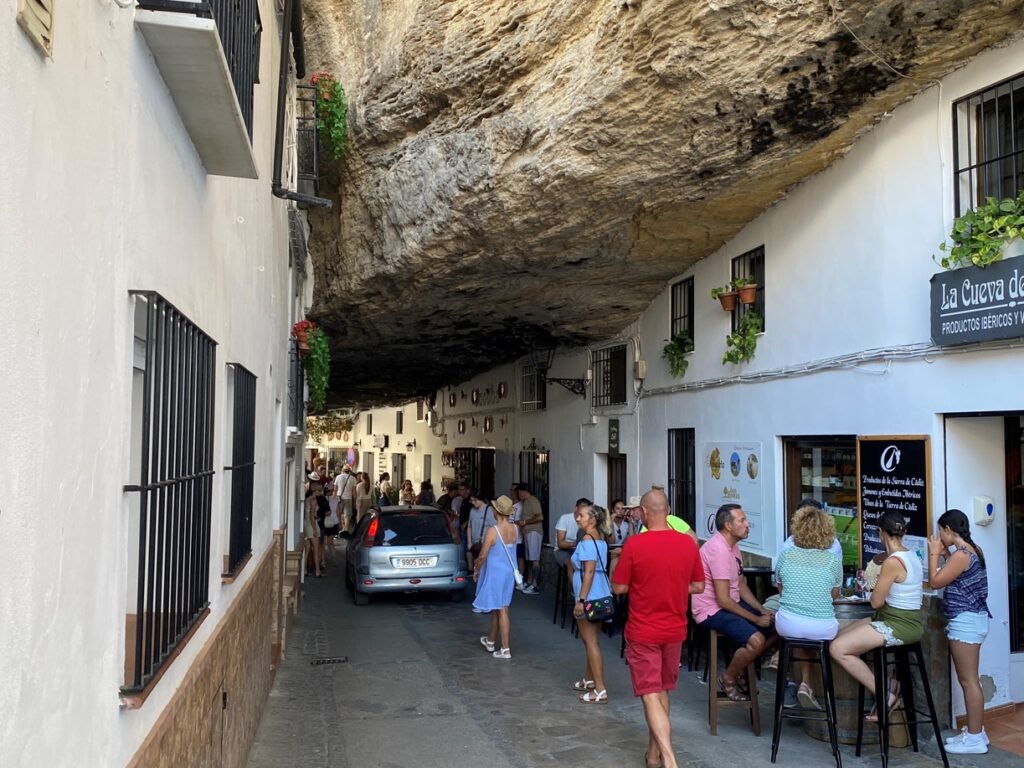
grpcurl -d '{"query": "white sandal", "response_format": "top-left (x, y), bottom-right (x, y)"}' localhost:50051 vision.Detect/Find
top-left (492, 648), bottom-right (511, 659)
top-left (479, 636), bottom-right (495, 652)
top-left (572, 678), bottom-right (596, 691)
top-left (578, 689), bottom-right (608, 704)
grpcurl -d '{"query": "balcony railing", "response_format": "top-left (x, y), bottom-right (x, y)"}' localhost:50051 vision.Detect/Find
top-left (296, 83), bottom-right (320, 197)
top-left (287, 338), bottom-right (305, 429)
top-left (208, 0), bottom-right (261, 139)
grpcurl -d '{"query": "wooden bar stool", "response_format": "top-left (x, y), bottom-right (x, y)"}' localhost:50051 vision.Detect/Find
top-left (708, 629), bottom-right (761, 736)
top-left (855, 642), bottom-right (948, 768)
top-left (770, 637), bottom-right (841, 767)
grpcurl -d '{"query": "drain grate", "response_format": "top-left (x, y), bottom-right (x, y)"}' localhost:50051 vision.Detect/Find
top-left (310, 656), bottom-right (349, 666)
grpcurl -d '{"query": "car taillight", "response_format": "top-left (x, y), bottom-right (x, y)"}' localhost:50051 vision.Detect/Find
top-left (363, 517), bottom-right (379, 547)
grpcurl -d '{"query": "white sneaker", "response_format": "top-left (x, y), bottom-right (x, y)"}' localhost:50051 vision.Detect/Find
top-left (492, 648), bottom-right (511, 659)
top-left (946, 726), bottom-right (989, 746)
top-left (522, 584), bottom-right (539, 594)
top-left (945, 732), bottom-right (988, 754)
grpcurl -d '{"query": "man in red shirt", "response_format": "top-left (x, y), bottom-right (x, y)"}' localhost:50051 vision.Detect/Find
top-left (613, 489), bottom-right (704, 768)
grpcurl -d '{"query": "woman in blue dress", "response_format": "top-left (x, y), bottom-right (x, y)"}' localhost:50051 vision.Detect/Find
top-left (571, 503), bottom-right (613, 703)
top-left (473, 495), bottom-right (518, 659)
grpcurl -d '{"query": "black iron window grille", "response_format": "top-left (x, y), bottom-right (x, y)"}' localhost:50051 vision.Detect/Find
top-left (123, 291), bottom-right (217, 694)
top-left (366, 413), bottom-right (373, 434)
top-left (731, 246), bottom-right (765, 331)
top-left (416, 399), bottom-right (425, 422)
top-left (667, 428), bottom-right (697, 529)
top-left (953, 72), bottom-right (1024, 215)
top-left (296, 84), bottom-right (320, 197)
top-left (138, 0), bottom-right (262, 138)
top-left (225, 364), bottom-right (256, 575)
top-left (520, 364), bottom-right (546, 411)
top-left (670, 277), bottom-right (695, 342)
top-left (591, 345), bottom-right (627, 407)
top-left (287, 338), bottom-right (305, 429)
top-left (396, 410), bottom-right (404, 435)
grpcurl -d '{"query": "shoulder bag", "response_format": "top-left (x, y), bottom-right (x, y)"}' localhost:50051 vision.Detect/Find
top-left (580, 534), bottom-right (616, 622)
top-left (495, 522), bottom-right (524, 588)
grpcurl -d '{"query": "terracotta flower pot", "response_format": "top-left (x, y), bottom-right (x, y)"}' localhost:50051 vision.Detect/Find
top-left (717, 291), bottom-right (739, 312)
top-left (298, 341), bottom-right (311, 355)
top-left (294, 330), bottom-right (308, 344)
top-left (737, 284), bottom-right (758, 305)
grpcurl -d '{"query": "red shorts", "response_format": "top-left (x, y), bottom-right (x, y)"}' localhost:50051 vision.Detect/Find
top-left (625, 641), bottom-right (683, 696)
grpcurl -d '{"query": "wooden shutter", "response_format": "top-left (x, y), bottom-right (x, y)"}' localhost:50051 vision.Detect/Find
top-left (18, 0), bottom-right (53, 57)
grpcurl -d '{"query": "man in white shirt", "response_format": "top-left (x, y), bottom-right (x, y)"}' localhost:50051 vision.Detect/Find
top-left (333, 465), bottom-right (356, 531)
top-left (553, 497), bottom-right (589, 571)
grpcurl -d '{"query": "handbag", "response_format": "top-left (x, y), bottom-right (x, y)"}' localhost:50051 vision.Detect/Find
top-left (580, 534), bottom-right (616, 622)
top-left (495, 522), bottom-right (525, 588)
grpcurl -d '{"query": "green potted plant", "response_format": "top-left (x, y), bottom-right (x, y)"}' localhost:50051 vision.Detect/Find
top-left (302, 326), bottom-right (330, 412)
top-left (937, 191), bottom-right (1024, 269)
top-left (722, 310), bottom-right (763, 365)
top-left (310, 71), bottom-right (348, 160)
top-left (732, 275), bottom-right (759, 305)
top-left (662, 333), bottom-right (694, 378)
top-left (711, 283), bottom-right (739, 312)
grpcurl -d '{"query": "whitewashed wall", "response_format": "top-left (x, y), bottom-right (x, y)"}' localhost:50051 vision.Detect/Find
top-left (0, 0), bottom-right (296, 762)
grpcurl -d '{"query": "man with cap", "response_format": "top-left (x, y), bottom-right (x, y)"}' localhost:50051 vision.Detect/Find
top-left (613, 489), bottom-right (704, 768)
top-left (515, 482), bottom-right (544, 594)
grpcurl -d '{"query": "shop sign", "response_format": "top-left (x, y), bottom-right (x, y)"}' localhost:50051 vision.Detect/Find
top-left (608, 419), bottom-right (620, 457)
top-left (930, 254), bottom-right (1024, 346)
top-left (701, 442), bottom-right (763, 548)
top-left (857, 435), bottom-right (930, 571)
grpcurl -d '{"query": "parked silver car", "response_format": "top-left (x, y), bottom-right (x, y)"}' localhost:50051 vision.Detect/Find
top-left (345, 505), bottom-right (469, 605)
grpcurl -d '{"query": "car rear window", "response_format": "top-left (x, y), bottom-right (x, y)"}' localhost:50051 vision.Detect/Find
top-left (376, 511), bottom-right (452, 546)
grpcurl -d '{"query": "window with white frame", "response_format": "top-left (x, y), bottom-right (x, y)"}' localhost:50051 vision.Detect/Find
top-left (953, 72), bottom-right (1024, 215)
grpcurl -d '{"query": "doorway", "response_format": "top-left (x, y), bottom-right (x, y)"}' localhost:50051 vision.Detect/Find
top-left (667, 428), bottom-right (696, 529)
top-left (607, 455), bottom-right (627, 509)
top-left (391, 453), bottom-right (407, 487)
top-left (518, 450), bottom-right (550, 542)
top-left (454, 447), bottom-right (495, 500)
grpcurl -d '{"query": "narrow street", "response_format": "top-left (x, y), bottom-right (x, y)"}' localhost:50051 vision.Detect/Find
top-left (248, 554), bottom-right (1014, 768)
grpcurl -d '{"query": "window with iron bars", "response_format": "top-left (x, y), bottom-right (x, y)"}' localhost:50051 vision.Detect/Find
top-left (366, 413), bottom-right (373, 434)
top-left (124, 291), bottom-right (217, 695)
top-left (287, 339), bottom-right (304, 429)
top-left (225, 364), bottom-right (256, 576)
top-left (396, 410), bottom-right (404, 435)
top-left (670, 277), bottom-right (695, 344)
top-left (731, 246), bottom-right (765, 332)
top-left (592, 345), bottom-right (628, 407)
top-left (953, 72), bottom-right (1024, 215)
top-left (520, 364), bottom-right (546, 411)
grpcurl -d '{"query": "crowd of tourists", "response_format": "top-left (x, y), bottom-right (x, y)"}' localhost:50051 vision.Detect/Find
top-left (302, 460), bottom-right (991, 765)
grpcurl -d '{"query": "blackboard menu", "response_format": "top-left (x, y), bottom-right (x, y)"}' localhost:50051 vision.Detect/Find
top-left (857, 436), bottom-right (931, 570)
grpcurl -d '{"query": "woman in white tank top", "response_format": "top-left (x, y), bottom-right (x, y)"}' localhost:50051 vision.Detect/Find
top-left (830, 511), bottom-right (923, 720)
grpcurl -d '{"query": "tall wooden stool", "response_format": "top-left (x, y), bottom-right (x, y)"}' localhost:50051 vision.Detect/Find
top-left (551, 565), bottom-right (568, 625)
top-left (770, 637), bottom-right (841, 767)
top-left (855, 642), bottom-right (948, 768)
top-left (708, 629), bottom-right (761, 736)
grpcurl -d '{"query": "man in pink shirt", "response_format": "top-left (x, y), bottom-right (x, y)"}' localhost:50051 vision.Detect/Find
top-left (692, 503), bottom-right (775, 702)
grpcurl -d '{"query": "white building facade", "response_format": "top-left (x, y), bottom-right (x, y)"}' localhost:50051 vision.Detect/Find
top-left (1, 0), bottom-right (314, 761)
top-left (348, 38), bottom-right (1024, 723)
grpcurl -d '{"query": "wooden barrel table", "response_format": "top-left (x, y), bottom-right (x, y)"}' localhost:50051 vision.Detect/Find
top-left (801, 599), bottom-right (910, 747)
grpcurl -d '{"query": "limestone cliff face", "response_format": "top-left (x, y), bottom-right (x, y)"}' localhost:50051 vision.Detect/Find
top-left (301, 0), bottom-right (1023, 405)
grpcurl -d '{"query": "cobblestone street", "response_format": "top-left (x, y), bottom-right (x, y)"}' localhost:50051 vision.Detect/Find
top-left (247, 555), bottom-right (1021, 768)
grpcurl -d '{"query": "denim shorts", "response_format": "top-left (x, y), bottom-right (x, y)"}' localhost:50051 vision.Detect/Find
top-left (947, 611), bottom-right (989, 644)
top-left (700, 601), bottom-right (771, 646)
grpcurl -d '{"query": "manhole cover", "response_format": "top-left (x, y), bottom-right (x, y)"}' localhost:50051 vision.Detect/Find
top-left (310, 656), bottom-right (349, 666)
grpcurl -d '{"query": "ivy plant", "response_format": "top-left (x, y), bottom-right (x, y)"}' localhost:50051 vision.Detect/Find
top-left (722, 310), bottom-right (763, 365)
top-left (311, 71), bottom-right (348, 160)
top-left (662, 333), bottom-right (694, 378)
top-left (303, 327), bottom-right (331, 412)
top-left (937, 191), bottom-right (1024, 270)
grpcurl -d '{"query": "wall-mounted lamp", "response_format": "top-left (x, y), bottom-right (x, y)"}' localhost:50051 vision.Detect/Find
top-left (405, 439), bottom-right (416, 451)
top-left (528, 343), bottom-right (587, 398)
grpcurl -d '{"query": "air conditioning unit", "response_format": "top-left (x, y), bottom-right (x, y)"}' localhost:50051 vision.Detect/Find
top-left (372, 434), bottom-right (389, 449)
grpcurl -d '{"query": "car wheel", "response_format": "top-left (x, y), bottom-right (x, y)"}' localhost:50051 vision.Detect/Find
top-left (353, 589), bottom-right (369, 606)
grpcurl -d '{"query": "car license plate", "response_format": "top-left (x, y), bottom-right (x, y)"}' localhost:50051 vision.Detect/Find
top-left (394, 556), bottom-right (437, 568)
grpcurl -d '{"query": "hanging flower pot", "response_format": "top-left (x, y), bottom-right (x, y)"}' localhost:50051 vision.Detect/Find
top-left (717, 291), bottom-right (738, 311)
top-left (737, 283), bottom-right (758, 305)
top-left (298, 340), bottom-right (311, 355)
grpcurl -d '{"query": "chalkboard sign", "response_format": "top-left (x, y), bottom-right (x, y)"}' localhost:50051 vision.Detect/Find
top-left (857, 436), bottom-right (931, 571)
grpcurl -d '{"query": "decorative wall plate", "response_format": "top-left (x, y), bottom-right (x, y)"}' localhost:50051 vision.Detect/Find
top-left (497, 382), bottom-right (507, 399)
top-left (448, 392), bottom-right (457, 407)
top-left (471, 388), bottom-right (480, 405)
top-left (458, 419), bottom-right (466, 434)
top-left (484, 416), bottom-right (493, 433)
